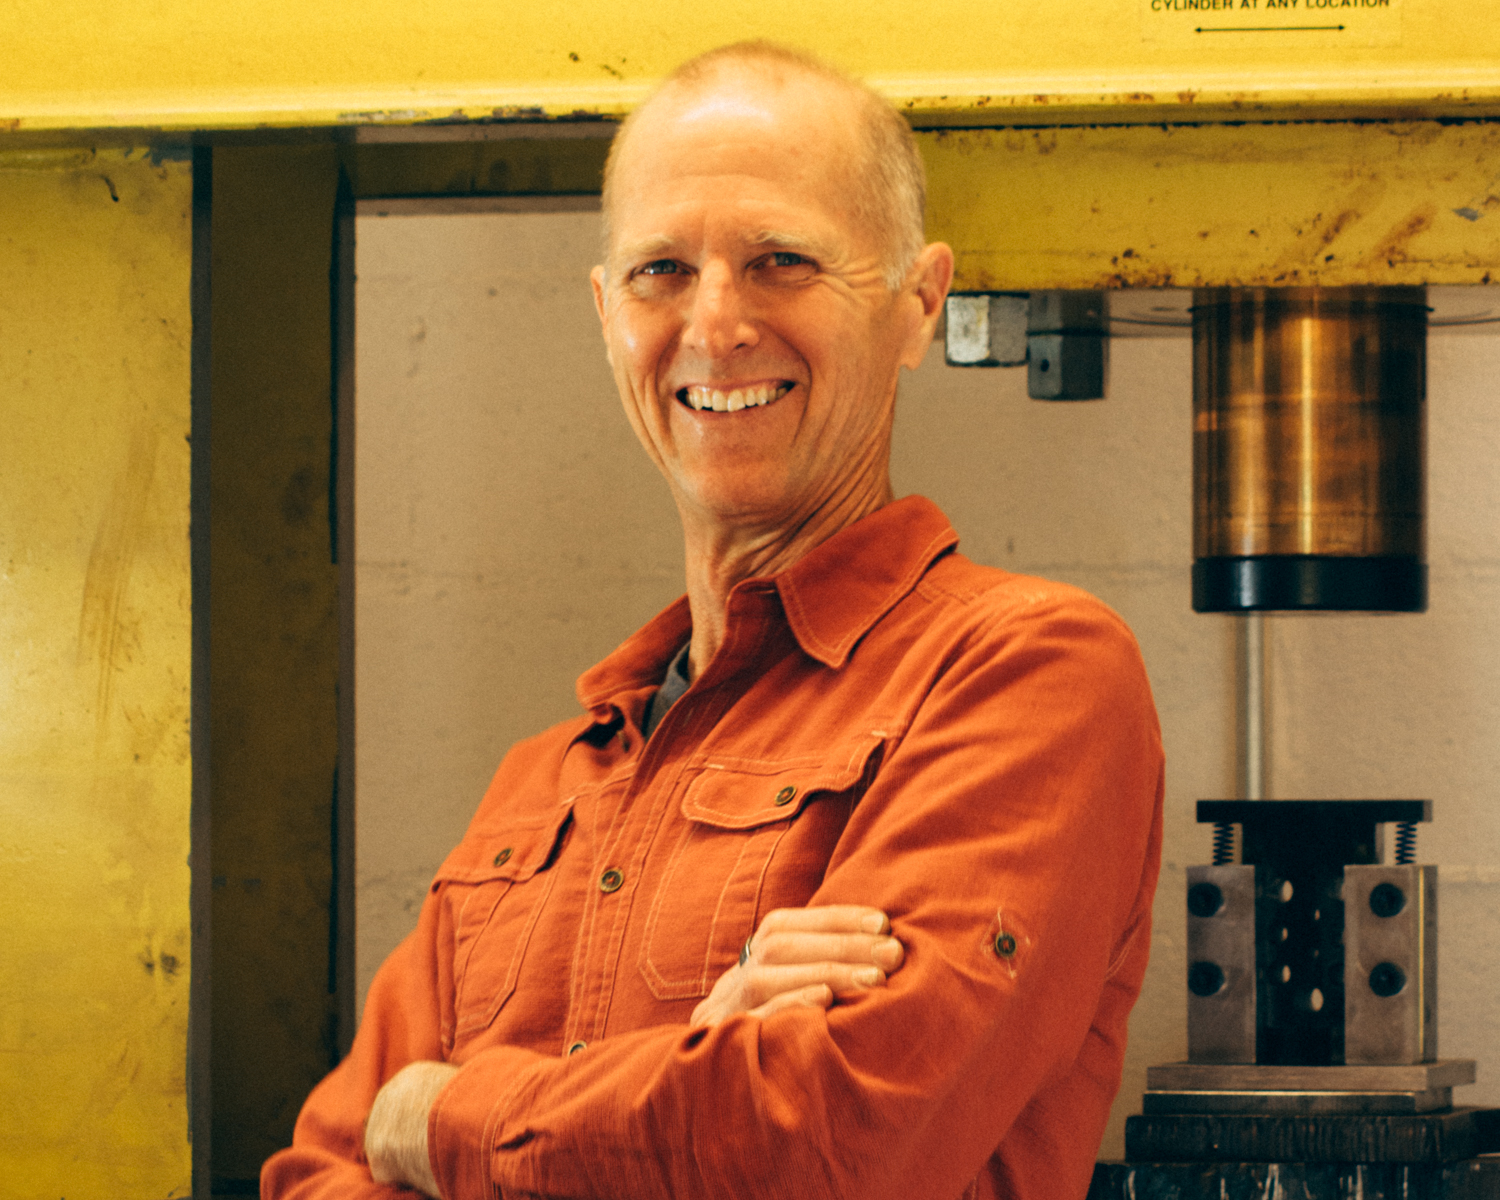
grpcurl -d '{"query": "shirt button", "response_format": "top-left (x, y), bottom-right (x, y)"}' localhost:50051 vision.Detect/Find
top-left (492, 847), bottom-right (512, 867)
top-left (566, 1040), bottom-right (587, 1055)
top-left (994, 931), bottom-right (1017, 958)
top-left (599, 867), bottom-right (625, 894)
top-left (773, 786), bottom-right (797, 807)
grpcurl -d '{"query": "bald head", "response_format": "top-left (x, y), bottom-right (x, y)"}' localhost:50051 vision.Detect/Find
top-left (601, 42), bottom-right (926, 289)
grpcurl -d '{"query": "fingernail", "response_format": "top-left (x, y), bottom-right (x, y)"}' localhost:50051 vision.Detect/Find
top-left (860, 913), bottom-right (888, 934)
top-left (872, 937), bottom-right (901, 966)
top-left (853, 966), bottom-right (881, 986)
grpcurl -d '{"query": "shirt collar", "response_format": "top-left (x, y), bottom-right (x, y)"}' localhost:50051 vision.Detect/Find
top-left (576, 495), bottom-right (958, 711)
top-left (575, 595), bottom-right (692, 715)
top-left (771, 494), bottom-right (958, 669)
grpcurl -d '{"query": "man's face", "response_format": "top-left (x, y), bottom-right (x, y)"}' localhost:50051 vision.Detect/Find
top-left (592, 71), bottom-right (945, 534)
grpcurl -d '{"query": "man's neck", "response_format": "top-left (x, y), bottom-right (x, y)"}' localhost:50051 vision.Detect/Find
top-left (680, 476), bottom-right (895, 681)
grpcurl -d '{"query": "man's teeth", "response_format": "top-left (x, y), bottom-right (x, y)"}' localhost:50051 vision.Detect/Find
top-left (681, 383), bottom-right (789, 412)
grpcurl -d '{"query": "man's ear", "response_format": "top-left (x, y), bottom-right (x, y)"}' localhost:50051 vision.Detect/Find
top-left (898, 242), bottom-right (955, 372)
top-left (590, 264), bottom-right (613, 364)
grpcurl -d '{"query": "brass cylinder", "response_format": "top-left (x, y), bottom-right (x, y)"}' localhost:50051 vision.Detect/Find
top-left (1193, 287), bottom-right (1427, 612)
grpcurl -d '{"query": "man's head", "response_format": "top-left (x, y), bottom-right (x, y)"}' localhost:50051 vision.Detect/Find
top-left (591, 42), bottom-right (953, 541)
top-left (602, 42), bottom-right (927, 290)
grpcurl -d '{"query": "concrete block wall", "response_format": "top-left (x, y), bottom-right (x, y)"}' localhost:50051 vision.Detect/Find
top-left (354, 208), bottom-right (1500, 1159)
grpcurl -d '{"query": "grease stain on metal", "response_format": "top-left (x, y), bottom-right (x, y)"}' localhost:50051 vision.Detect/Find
top-left (0, 146), bottom-right (95, 171)
top-left (78, 421), bottom-right (159, 748)
top-left (1360, 203), bottom-right (1438, 266)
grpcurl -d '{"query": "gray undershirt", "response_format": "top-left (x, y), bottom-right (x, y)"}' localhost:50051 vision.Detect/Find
top-left (641, 642), bottom-right (692, 740)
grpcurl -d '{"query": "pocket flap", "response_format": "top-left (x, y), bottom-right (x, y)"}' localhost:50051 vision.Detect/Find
top-left (432, 804), bottom-right (572, 886)
top-left (681, 738), bottom-right (883, 830)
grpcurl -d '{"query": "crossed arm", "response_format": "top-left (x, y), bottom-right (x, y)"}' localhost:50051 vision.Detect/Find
top-left (269, 589), bottom-right (1163, 1200)
top-left (366, 905), bottom-right (907, 1197)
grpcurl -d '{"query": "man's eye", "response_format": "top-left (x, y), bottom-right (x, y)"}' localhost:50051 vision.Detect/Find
top-left (638, 260), bottom-right (680, 276)
top-left (770, 252), bottom-right (807, 267)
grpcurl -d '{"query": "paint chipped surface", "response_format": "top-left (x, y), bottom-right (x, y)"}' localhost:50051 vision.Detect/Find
top-left (924, 120), bottom-right (1500, 290)
top-left (0, 147), bottom-right (192, 1196)
top-left (2, 0), bottom-right (1500, 134)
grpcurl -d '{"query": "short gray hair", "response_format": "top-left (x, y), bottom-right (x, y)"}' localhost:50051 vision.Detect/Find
top-left (600, 41), bottom-right (927, 290)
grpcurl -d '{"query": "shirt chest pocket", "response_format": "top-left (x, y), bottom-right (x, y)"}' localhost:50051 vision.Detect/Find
top-left (433, 805), bottom-right (573, 1050)
top-left (638, 741), bottom-right (882, 1001)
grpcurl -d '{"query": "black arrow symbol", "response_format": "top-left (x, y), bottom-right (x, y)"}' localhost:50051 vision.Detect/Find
top-left (1196, 23), bottom-right (1346, 30)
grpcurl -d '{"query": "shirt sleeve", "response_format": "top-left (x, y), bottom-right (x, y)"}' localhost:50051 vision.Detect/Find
top-left (428, 588), bottom-right (1165, 1200)
top-left (260, 883), bottom-right (453, 1200)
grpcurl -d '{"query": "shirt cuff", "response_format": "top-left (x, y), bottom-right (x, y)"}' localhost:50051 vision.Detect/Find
top-left (428, 1046), bottom-right (550, 1200)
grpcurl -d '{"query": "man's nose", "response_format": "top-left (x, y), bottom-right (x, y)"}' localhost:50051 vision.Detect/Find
top-left (682, 261), bottom-right (758, 359)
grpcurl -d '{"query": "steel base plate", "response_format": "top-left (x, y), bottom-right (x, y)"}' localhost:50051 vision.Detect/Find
top-left (1147, 1061), bottom-right (1477, 1094)
top-left (1145, 1088), bottom-right (1453, 1115)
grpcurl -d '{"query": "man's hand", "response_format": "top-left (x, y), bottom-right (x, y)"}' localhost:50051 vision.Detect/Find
top-left (365, 1060), bottom-right (460, 1197)
top-left (690, 906), bottom-right (905, 1028)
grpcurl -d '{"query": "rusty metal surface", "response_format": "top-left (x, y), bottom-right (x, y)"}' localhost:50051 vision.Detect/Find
top-left (925, 122), bottom-right (1500, 291)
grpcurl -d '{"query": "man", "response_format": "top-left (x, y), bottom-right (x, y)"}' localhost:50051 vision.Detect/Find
top-left (264, 41), bottom-right (1163, 1200)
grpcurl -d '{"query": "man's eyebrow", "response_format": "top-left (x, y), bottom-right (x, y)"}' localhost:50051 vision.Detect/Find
top-left (612, 235), bottom-right (677, 265)
top-left (610, 230), bottom-right (833, 269)
top-left (747, 230), bottom-right (831, 258)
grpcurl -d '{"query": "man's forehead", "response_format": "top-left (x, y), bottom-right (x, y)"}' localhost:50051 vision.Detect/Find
top-left (601, 62), bottom-right (876, 266)
top-left (669, 87), bottom-right (782, 129)
top-left (617, 68), bottom-right (859, 175)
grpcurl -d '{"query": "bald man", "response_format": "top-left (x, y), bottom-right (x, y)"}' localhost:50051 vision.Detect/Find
top-left (264, 42), bottom-right (1163, 1200)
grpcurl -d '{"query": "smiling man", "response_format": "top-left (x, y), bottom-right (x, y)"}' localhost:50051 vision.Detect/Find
top-left (263, 42), bottom-right (1164, 1200)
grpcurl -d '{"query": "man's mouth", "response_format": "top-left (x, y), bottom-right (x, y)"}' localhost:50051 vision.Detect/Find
top-left (675, 382), bottom-right (793, 413)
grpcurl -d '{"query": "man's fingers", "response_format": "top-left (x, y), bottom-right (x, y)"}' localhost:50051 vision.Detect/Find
top-left (749, 930), bottom-right (905, 973)
top-left (739, 960), bottom-right (888, 1005)
top-left (756, 906), bottom-right (890, 937)
top-left (692, 905), bottom-right (905, 1029)
top-left (748, 983), bottom-right (835, 1021)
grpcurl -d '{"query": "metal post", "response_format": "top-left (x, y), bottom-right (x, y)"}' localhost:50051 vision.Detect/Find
top-left (1239, 612), bottom-right (1267, 802)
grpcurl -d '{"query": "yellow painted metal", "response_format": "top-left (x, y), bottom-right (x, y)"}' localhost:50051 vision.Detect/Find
top-left (1, 0), bottom-right (1499, 131)
top-left (209, 145), bottom-right (343, 1184)
top-left (0, 7), bottom-right (1494, 1191)
top-left (0, 147), bottom-right (193, 1197)
top-left (925, 120), bottom-right (1500, 290)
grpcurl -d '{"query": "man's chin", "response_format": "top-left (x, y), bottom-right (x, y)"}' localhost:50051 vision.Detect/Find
top-left (671, 475), bottom-right (804, 530)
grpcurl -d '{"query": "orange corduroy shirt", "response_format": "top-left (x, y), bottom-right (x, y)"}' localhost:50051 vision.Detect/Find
top-left (263, 495), bottom-right (1165, 1200)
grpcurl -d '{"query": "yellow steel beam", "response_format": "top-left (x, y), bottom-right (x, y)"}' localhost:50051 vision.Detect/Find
top-left (336, 124), bottom-right (1500, 288)
top-left (0, 146), bottom-right (193, 1198)
top-left (925, 120), bottom-right (1500, 289)
top-left (1, 0), bottom-right (1499, 132)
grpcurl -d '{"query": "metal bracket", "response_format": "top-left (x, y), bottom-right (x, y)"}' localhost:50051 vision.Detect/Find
top-left (943, 293), bottom-right (1027, 367)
